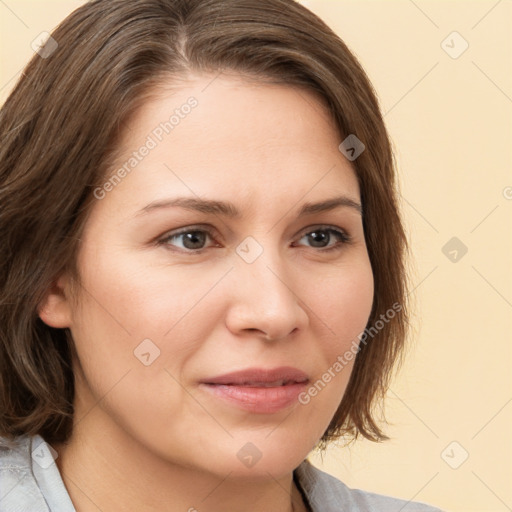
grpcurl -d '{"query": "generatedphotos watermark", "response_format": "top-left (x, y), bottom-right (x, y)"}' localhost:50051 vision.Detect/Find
top-left (298, 301), bottom-right (402, 405)
top-left (93, 96), bottom-right (198, 200)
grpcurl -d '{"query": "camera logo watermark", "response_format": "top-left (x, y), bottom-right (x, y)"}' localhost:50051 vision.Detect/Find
top-left (339, 134), bottom-right (365, 161)
top-left (441, 31), bottom-right (469, 60)
top-left (236, 236), bottom-right (264, 264)
top-left (31, 31), bottom-right (58, 59)
top-left (441, 441), bottom-right (469, 469)
top-left (442, 236), bottom-right (468, 263)
top-left (134, 338), bottom-right (161, 366)
top-left (236, 442), bottom-right (262, 468)
top-left (31, 440), bottom-right (58, 469)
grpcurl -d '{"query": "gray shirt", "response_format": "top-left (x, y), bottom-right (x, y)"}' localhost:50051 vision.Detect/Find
top-left (0, 435), bottom-right (443, 511)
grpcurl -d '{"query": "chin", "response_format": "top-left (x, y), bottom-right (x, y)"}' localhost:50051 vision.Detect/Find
top-left (215, 430), bottom-right (315, 480)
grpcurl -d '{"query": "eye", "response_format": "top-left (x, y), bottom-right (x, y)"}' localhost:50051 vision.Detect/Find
top-left (294, 226), bottom-right (351, 252)
top-left (158, 227), bottom-right (217, 252)
top-left (157, 224), bottom-right (351, 254)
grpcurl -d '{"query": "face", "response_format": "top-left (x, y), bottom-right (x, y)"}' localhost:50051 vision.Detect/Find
top-left (41, 73), bottom-right (374, 480)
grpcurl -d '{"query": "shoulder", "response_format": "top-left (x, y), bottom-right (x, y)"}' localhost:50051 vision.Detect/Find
top-left (294, 459), bottom-right (444, 512)
top-left (0, 434), bottom-right (49, 510)
top-left (0, 434), bottom-right (74, 511)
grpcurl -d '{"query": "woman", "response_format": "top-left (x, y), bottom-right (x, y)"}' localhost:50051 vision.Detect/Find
top-left (0, 1), bottom-right (443, 510)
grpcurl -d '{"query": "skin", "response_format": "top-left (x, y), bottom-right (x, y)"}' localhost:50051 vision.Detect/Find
top-left (39, 72), bottom-right (374, 512)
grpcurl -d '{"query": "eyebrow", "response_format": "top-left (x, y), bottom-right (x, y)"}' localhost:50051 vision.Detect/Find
top-left (133, 195), bottom-right (362, 219)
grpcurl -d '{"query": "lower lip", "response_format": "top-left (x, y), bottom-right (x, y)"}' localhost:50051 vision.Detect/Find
top-left (200, 382), bottom-right (308, 413)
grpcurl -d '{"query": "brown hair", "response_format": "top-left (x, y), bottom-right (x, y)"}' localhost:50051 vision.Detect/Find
top-left (0, 0), bottom-right (409, 446)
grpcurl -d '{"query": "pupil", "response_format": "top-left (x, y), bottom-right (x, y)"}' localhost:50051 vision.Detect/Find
top-left (308, 230), bottom-right (328, 247)
top-left (183, 231), bottom-right (205, 249)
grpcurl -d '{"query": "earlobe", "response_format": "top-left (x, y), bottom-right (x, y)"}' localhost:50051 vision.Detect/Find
top-left (37, 274), bottom-right (74, 329)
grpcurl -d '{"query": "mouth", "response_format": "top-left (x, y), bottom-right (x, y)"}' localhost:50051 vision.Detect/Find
top-left (200, 366), bottom-right (309, 386)
top-left (199, 366), bottom-right (309, 413)
top-left (213, 379), bottom-right (305, 387)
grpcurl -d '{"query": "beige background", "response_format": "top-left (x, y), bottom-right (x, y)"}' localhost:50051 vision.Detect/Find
top-left (1, 1), bottom-right (511, 511)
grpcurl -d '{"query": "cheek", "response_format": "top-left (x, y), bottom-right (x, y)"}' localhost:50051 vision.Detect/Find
top-left (305, 256), bottom-right (374, 349)
top-left (70, 246), bottom-right (229, 381)
top-left (67, 251), bottom-right (217, 443)
top-left (77, 241), bottom-right (204, 329)
top-left (299, 257), bottom-right (373, 408)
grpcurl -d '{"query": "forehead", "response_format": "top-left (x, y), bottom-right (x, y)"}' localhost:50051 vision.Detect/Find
top-left (100, 73), bottom-right (360, 216)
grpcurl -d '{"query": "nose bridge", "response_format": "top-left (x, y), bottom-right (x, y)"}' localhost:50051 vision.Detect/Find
top-left (226, 235), bottom-right (308, 340)
top-left (236, 234), bottom-right (290, 297)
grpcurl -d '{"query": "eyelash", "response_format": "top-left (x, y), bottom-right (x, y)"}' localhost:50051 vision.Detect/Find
top-left (157, 224), bottom-right (352, 254)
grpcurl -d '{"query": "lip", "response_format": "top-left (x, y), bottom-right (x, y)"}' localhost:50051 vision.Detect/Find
top-left (199, 366), bottom-right (309, 414)
top-left (200, 366), bottom-right (309, 386)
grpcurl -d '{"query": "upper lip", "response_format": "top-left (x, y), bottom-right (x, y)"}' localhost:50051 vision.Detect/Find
top-left (201, 366), bottom-right (309, 386)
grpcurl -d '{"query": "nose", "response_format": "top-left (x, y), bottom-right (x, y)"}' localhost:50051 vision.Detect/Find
top-left (224, 246), bottom-right (309, 342)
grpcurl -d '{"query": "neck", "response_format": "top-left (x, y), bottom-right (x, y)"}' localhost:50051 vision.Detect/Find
top-left (54, 412), bottom-right (306, 512)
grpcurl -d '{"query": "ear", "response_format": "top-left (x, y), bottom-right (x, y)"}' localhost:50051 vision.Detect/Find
top-left (37, 273), bottom-right (74, 329)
